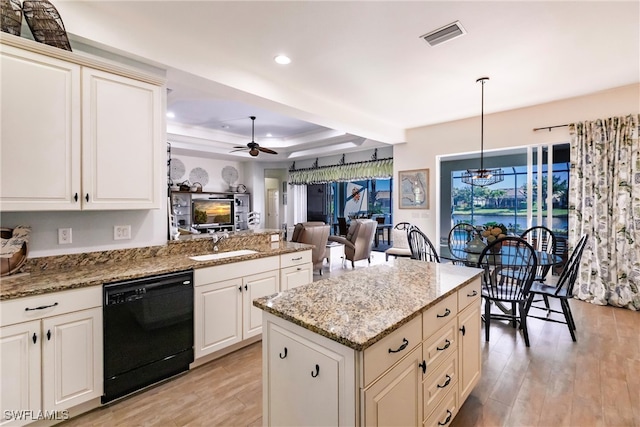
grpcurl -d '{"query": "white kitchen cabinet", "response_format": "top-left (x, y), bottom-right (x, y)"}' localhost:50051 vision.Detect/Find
top-left (364, 345), bottom-right (423, 427)
top-left (194, 256), bottom-right (279, 359)
top-left (458, 280), bottom-right (482, 402)
top-left (81, 68), bottom-right (161, 209)
top-left (0, 287), bottom-right (102, 425)
top-left (0, 321), bottom-right (41, 426)
top-left (194, 278), bottom-right (243, 358)
top-left (263, 317), bottom-right (355, 427)
top-left (261, 275), bottom-right (482, 426)
top-left (279, 251), bottom-right (312, 291)
top-left (0, 36), bottom-right (163, 212)
top-left (243, 270), bottom-right (279, 339)
top-left (0, 44), bottom-right (81, 211)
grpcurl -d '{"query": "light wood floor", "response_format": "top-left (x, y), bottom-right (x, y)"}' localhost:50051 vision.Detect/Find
top-left (64, 258), bottom-right (639, 427)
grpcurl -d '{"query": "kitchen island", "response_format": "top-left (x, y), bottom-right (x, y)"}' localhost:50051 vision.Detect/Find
top-left (254, 258), bottom-right (483, 426)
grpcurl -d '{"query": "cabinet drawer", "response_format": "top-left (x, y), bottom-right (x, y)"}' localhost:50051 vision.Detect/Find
top-left (195, 256), bottom-right (278, 285)
top-left (423, 352), bottom-right (458, 420)
top-left (363, 315), bottom-right (422, 386)
top-left (1, 287), bottom-right (102, 327)
top-left (280, 250), bottom-right (312, 269)
top-left (281, 263), bottom-right (312, 291)
top-left (458, 277), bottom-right (481, 312)
top-left (423, 293), bottom-right (458, 340)
top-left (423, 386), bottom-right (459, 427)
top-left (422, 320), bottom-right (457, 378)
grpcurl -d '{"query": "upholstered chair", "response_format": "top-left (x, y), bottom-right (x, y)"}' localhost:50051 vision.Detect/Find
top-left (328, 219), bottom-right (376, 268)
top-left (291, 222), bottom-right (330, 274)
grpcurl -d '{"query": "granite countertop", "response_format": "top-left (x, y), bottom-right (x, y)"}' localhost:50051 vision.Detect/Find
top-left (0, 240), bottom-right (311, 301)
top-left (253, 258), bottom-right (482, 351)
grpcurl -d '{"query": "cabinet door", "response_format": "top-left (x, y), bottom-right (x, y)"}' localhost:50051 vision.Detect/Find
top-left (280, 263), bottom-right (313, 291)
top-left (0, 45), bottom-right (81, 211)
top-left (194, 278), bottom-right (243, 359)
top-left (458, 303), bottom-right (482, 402)
top-left (81, 68), bottom-right (161, 209)
top-left (267, 324), bottom-right (340, 427)
top-left (41, 307), bottom-right (102, 412)
top-left (243, 270), bottom-right (279, 339)
top-left (363, 345), bottom-right (423, 427)
top-left (0, 321), bottom-right (41, 426)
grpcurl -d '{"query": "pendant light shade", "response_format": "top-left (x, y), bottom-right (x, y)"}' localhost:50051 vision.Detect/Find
top-left (461, 77), bottom-right (504, 187)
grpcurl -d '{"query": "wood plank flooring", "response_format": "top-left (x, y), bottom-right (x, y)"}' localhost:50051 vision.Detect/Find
top-left (63, 258), bottom-right (639, 427)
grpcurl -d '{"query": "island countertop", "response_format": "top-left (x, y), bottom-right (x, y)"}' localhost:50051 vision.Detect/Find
top-left (253, 258), bottom-right (482, 351)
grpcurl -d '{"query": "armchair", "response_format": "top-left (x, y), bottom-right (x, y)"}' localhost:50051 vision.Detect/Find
top-left (291, 222), bottom-right (330, 274)
top-left (328, 219), bottom-right (376, 268)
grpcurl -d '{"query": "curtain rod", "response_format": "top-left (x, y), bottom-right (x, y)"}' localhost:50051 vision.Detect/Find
top-left (532, 124), bottom-right (569, 132)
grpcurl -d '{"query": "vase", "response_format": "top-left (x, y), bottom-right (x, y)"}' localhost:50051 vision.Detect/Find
top-left (465, 235), bottom-right (486, 264)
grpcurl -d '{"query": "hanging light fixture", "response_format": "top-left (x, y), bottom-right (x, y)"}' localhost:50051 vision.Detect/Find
top-left (461, 77), bottom-right (504, 187)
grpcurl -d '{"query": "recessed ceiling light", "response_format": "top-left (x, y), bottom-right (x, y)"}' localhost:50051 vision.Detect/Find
top-left (274, 55), bottom-right (291, 65)
top-left (166, 111), bottom-right (175, 119)
top-left (266, 133), bottom-right (272, 137)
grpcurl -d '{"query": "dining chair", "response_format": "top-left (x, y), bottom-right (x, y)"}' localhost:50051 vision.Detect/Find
top-left (407, 228), bottom-right (440, 263)
top-left (520, 226), bottom-right (556, 282)
top-left (525, 234), bottom-right (589, 342)
top-left (384, 222), bottom-right (415, 261)
top-left (479, 236), bottom-right (537, 347)
top-left (447, 222), bottom-right (479, 265)
top-left (520, 226), bottom-right (557, 312)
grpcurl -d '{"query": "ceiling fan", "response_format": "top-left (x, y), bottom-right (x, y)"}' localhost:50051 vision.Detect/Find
top-left (231, 116), bottom-right (278, 157)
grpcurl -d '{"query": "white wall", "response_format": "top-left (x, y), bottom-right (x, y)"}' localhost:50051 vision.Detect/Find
top-left (171, 153), bottom-right (245, 193)
top-left (393, 83), bottom-right (640, 240)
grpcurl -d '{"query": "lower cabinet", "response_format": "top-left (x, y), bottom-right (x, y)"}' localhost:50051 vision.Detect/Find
top-left (262, 277), bottom-right (481, 426)
top-left (0, 288), bottom-right (102, 426)
top-left (194, 256), bottom-right (280, 359)
top-left (263, 318), bottom-right (355, 427)
top-left (363, 346), bottom-right (423, 427)
top-left (194, 251), bottom-right (313, 360)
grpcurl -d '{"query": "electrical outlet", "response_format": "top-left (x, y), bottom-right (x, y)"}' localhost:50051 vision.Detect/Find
top-left (114, 225), bottom-right (131, 240)
top-left (58, 228), bottom-right (72, 244)
top-left (270, 234), bottom-right (280, 242)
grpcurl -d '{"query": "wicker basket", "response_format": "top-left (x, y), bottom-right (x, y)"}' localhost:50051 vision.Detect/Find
top-left (1, 227), bottom-right (29, 276)
top-left (1, 0), bottom-right (22, 36)
top-left (22, 0), bottom-right (72, 51)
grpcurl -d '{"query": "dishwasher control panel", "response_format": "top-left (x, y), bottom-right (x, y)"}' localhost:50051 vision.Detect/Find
top-left (106, 288), bottom-right (146, 305)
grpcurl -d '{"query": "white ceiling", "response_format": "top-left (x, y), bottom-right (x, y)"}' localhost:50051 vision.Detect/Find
top-left (56, 1), bottom-right (639, 161)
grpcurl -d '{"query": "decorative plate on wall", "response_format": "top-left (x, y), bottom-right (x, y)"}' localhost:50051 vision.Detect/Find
top-left (189, 167), bottom-right (209, 187)
top-left (222, 166), bottom-right (239, 186)
top-left (170, 158), bottom-right (186, 181)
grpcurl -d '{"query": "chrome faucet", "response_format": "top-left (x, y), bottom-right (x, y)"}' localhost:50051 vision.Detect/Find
top-left (210, 231), bottom-right (230, 245)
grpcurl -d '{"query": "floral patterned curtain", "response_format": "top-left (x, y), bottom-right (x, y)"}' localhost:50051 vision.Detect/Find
top-left (288, 158), bottom-right (393, 185)
top-left (569, 114), bottom-right (639, 310)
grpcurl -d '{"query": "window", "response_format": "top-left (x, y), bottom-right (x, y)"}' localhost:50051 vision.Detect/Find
top-left (441, 144), bottom-right (569, 247)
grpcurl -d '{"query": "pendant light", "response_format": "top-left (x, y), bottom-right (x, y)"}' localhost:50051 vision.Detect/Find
top-left (461, 77), bottom-right (504, 187)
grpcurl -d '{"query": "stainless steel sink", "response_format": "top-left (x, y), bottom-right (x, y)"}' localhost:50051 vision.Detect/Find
top-left (189, 250), bottom-right (258, 261)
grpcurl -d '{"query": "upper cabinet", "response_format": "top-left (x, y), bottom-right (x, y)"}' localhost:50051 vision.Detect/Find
top-left (0, 36), bottom-right (164, 212)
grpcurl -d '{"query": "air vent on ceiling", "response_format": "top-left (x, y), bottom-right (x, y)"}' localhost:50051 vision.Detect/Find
top-left (420, 21), bottom-right (466, 46)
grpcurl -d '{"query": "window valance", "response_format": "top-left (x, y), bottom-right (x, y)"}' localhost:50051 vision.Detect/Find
top-left (288, 158), bottom-right (393, 185)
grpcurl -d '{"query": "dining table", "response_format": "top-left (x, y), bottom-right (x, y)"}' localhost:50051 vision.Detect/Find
top-left (441, 245), bottom-right (563, 268)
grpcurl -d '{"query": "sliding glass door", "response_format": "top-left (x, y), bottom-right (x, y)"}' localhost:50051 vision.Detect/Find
top-left (440, 143), bottom-right (569, 252)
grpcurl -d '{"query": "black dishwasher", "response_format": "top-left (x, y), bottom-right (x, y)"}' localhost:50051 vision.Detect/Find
top-left (102, 270), bottom-right (194, 403)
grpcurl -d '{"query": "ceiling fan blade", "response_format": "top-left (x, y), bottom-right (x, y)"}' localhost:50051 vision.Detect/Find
top-left (230, 147), bottom-right (249, 153)
top-left (232, 145), bottom-right (249, 149)
top-left (258, 146), bottom-right (278, 154)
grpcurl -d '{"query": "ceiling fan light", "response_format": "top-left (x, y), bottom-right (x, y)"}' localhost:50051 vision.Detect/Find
top-left (249, 149), bottom-right (259, 157)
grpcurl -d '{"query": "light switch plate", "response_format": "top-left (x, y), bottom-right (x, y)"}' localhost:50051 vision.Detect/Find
top-left (270, 234), bottom-right (279, 242)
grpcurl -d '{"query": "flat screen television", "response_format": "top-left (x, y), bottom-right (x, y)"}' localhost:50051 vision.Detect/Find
top-left (192, 198), bottom-right (234, 228)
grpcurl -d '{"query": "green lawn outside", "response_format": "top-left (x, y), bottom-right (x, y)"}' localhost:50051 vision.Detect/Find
top-left (453, 208), bottom-right (569, 216)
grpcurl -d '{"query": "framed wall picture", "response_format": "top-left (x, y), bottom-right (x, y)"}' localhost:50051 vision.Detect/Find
top-left (399, 169), bottom-right (429, 209)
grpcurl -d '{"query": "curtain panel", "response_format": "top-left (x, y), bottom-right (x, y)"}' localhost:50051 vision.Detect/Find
top-left (569, 114), bottom-right (640, 310)
top-left (288, 158), bottom-right (393, 185)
